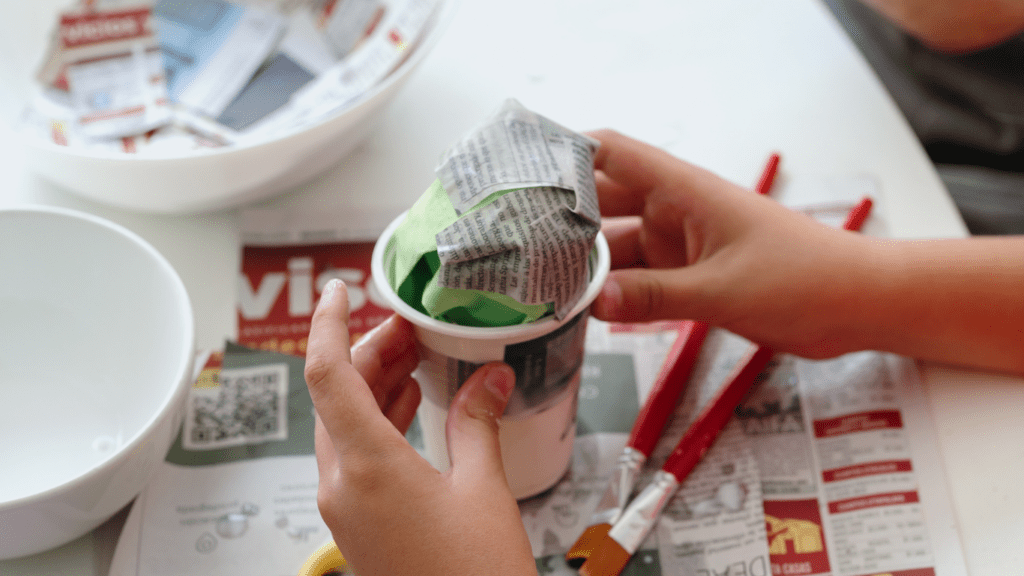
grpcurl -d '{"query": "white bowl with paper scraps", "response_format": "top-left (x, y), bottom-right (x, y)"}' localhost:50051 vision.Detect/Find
top-left (0, 206), bottom-right (194, 559)
top-left (16, 0), bottom-right (455, 214)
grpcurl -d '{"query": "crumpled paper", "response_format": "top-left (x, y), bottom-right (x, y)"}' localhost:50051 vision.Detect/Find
top-left (385, 99), bottom-right (602, 326)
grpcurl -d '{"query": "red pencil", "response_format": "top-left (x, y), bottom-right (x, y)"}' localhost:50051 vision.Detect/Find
top-left (843, 196), bottom-right (873, 231)
top-left (754, 152), bottom-right (781, 195)
top-left (580, 196), bottom-right (873, 576)
top-left (565, 152), bottom-right (782, 567)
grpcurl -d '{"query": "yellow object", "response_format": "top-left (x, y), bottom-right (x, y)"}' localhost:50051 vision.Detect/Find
top-left (297, 541), bottom-right (347, 576)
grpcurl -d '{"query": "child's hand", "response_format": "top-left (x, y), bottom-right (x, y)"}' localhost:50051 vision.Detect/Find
top-left (304, 280), bottom-right (538, 576)
top-left (588, 129), bottom-right (870, 358)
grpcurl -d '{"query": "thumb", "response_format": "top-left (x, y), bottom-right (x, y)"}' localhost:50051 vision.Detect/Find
top-left (444, 362), bottom-right (515, 486)
top-left (592, 268), bottom-right (708, 324)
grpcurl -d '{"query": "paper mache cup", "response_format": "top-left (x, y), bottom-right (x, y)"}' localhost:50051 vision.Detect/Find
top-left (371, 211), bottom-right (611, 499)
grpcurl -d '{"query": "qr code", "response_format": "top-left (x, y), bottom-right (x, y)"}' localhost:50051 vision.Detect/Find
top-left (184, 363), bottom-right (289, 451)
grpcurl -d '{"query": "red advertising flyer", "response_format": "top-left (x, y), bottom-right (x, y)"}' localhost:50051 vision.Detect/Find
top-left (238, 241), bottom-right (393, 356)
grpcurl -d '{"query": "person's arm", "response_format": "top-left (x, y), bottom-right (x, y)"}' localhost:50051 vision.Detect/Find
top-left (304, 280), bottom-right (538, 576)
top-left (846, 235), bottom-right (1024, 373)
top-left (858, 0), bottom-right (1024, 52)
top-left (587, 129), bottom-right (1024, 375)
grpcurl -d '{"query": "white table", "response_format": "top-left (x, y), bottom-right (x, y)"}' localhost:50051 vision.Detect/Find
top-left (2, 0), bottom-right (1020, 574)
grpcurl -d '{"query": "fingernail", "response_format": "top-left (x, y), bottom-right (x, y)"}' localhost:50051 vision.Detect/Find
top-left (319, 279), bottom-right (344, 308)
top-left (598, 277), bottom-right (622, 317)
top-left (484, 364), bottom-right (515, 401)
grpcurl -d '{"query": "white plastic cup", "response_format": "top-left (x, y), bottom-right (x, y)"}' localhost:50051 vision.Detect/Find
top-left (371, 211), bottom-right (610, 499)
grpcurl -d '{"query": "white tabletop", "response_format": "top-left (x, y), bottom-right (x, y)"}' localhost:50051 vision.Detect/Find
top-left (2, 0), bottom-right (1020, 574)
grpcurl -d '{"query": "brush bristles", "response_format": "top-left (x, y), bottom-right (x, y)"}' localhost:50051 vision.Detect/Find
top-left (565, 523), bottom-right (612, 568)
top-left (578, 537), bottom-right (630, 576)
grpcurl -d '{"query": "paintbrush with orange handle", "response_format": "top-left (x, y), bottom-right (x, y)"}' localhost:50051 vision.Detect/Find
top-left (579, 196), bottom-right (873, 576)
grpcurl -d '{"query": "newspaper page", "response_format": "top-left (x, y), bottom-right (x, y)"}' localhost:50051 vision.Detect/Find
top-left (526, 322), bottom-right (966, 576)
top-left (234, 196), bottom-right (963, 576)
top-left (524, 326), bottom-right (772, 576)
top-left (108, 346), bottom-right (326, 576)
top-left (108, 230), bottom-right (966, 576)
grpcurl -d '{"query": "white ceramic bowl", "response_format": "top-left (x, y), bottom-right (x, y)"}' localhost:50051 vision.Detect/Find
top-left (16, 0), bottom-right (455, 214)
top-left (0, 206), bottom-right (194, 559)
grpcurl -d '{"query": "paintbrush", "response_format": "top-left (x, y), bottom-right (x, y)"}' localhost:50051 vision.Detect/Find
top-left (578, 343), bottom-right (774, 576)
top-left (579, 196), bottom-right (874, 576)
top-left (565, 152), bottom-right (781, 568)
top-left (565, 320), bottom-right (710, 567)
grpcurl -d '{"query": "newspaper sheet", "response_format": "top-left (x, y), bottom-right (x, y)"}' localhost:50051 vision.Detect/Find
top-left (106, 318), bottom-right (967, 576)
top-left (108, 197), bottom-right (966, 575)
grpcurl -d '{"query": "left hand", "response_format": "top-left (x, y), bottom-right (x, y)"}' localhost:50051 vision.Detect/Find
top-left (304, 279), bottom-right (539, 576)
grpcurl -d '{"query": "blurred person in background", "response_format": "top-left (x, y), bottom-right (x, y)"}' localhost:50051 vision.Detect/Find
top-left (827, 0), bottom-right (1024, 234)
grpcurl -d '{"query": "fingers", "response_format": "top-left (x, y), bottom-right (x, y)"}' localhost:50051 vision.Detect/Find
top-left (444, 363), bottom-right (516, 487)
top-left (601, 217), bottom-right (644, 269)
top-left (383, 376), bottom-right (422, 435)
top-left (589, 128), bottom-right (687, 217)
top-left (351, 314), bottom-right (420, 412)
top-left (305, 280), bottom-right (408, 455)
top-left (592, 267), bottom-right (712, 324)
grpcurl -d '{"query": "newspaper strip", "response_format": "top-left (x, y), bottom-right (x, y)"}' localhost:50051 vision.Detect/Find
top-left (37, 5), bottom-right (173, 139)
top-left (66, 43), bottom-right (171, 139)
top-left (38, 4), bottom-right (156, 88)
top-left (22, 0), bottom-right (441, 153)
top-left (430, 99), bottom-right (602, 319)
top-left (244, 0), bottom-right (438, 137)
top-left (153, 0), bottom-right (286, 118)
top-left (214, 8), bottom-right (338, 131)
top-left (314, 0), bottom-right (385, 58)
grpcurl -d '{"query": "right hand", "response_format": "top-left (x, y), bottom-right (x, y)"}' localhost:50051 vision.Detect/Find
top-left (587, 129), bottom-right (872, 359)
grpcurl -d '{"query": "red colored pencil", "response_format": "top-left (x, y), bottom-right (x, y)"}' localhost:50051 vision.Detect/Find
top-left (580, 197), bottom-right (873, 576)
top-left (754, 152), bottom-right (781, 195)
top-left (565, 152), bottom-right (782, 567)
top-left (843, 196), bottom-right (873, 231)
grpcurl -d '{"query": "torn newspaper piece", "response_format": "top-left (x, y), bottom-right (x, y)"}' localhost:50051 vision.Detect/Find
top-left (38, 4), bottom-right (173, 138)
top-left (153, 0), bottom-right (286, 118)
top-left (387, 99), bottom-right (601, 325)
